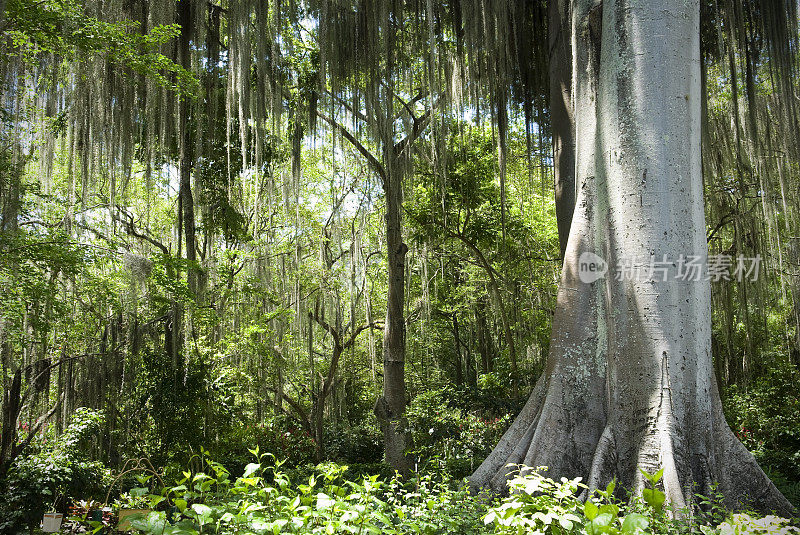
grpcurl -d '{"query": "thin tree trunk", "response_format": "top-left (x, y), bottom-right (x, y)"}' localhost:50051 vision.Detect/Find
top-left (178, 0), bottom-right (197, 296)
top-left (442, 230), bottom-right (518, 386)
top-left (476, 299), bottom-right (492, 373)
top-left (374, 164), bottom-right (413, 475)
top-left (0, 162), bottom-right (21, 235)
top-left (453, 314), bottom-right (463, 387)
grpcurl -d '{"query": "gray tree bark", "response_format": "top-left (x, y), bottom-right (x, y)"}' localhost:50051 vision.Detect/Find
top-left (319, 101), bottom-right (428, 475)
top-left (471, 0), bottom-right (792, 515)
top-left (374, 158), bottom-right (414, 475)
top-left (177, 0), bottom-right (197, 297)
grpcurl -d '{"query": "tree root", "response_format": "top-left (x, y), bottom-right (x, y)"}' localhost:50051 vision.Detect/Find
top-left (470, 389), bottom-right (795, 516)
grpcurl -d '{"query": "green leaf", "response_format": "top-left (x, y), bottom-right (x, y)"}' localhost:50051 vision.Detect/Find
top-left (653, 468), bottom-right (664, 484)
top-left (592, 512), bottom-right (614, 528)
top-left (243, 463), bottom-right (261, 477)
top-left (191, 503), bottom-right (213, 520)
top-left (135, 474), bottom-right (152, 485)
top-left (599, 503), bottom-right (620, 518)
top-left (638, 468), bottom-right (652, 483)
top-left (642, 488), bottom-right (666, 512)
top-left (316, 493), bottom-right (335, 509)
top-left (584, 500), bottom-right (599, 520)
top-left (621, 513), bottom-right (649, 533)
top-left (131, 486), bottom-right (149, 497)
top-left (639, 467), bottom-right (664, 485)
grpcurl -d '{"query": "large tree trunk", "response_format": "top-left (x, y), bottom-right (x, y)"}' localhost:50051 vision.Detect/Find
top-left (471, 0), bottom-right (792, 515)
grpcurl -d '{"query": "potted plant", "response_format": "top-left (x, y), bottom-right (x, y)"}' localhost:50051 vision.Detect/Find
top-left (41, 495), bottom-right (64, 533)
top-left (41, 511), bottom-right (64, 533)
top-left (69, 499), bottom-right (110, 534)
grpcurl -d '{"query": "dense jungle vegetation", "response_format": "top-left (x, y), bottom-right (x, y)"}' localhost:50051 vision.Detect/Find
top-left (0, 0), bottom-right (799, 533)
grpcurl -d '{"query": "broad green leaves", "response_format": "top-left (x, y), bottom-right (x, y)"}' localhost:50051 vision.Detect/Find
top-left (485, 468), bottom-right (662, 535)
top-left (639, 468), bottom-right (666, 513)
top-left (484, 468), bottom-right (587, 534)
top-left (119, 451), bottom-right (488, 535)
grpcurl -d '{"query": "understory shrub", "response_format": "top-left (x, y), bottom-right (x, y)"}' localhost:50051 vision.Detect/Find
top-left (408, 386), bottom-right (511, 478)
top-left (0, 407), bottom-right (110, 534)
top-left (108, 454), bottom-right (800, 535)
top-left (484, 466), bottom-right (799, 535)
top-left (122, 449), bottom-right (490, 535)
top-left (717, 513), bottom-right (800, 535)
top-left (325, 420), bottom-right (383, 464)
top-left (206, 415), bottom-right (317, 476)
top-left (723, 357), bottom-right (800, 506)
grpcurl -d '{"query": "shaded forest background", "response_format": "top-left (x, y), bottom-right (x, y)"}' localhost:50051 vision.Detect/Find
top-left (0, 0), bottom-right (799, 525)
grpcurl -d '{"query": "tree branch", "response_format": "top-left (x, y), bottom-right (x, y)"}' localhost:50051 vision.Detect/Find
top-left (113, 206), bottom-right (170, 256)
top-left (324, 89), bottom-right (370, 125)
top-left (316, 111), bottom-right (387, 186)
top-left (10, 394), bottom-right (63, 459)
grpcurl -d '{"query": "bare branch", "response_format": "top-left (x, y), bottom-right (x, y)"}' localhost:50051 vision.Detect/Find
top-left (11, 394), bottom-right (63, 459)
top-left (316, 111), bottom-right (387, 186)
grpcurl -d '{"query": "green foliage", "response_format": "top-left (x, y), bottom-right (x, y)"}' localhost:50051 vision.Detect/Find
top-left (210, 416), bottom-right (318, 472)
top-left (114, 456), bottom-right (800, 535)
top-left (723, 358), bottom-right (800, 485)
top-left (131, 347), bottom-right (211, 464)
top-left (325, 421), bottom-right (383, 465)
top-left (640, 468), bottom-right (666, 514)
top-left (0, 408), bottom-right (109, 534)
top-left (716, 513), bottom-right (800, 535)
top-left (0, 228), bottom-right (84, 347)
top-left (116, 487), bottom-right (154, 510)
top-left (0, 5), bottom-right (797, 532)
top-left (484, 465), bottom-right (800, 535)
top-left (406, 123), bottom-right (559, 392)
top-left (692, 483), bottom-right (730, 529)
top-left (127, 450), bottom-right (490, 535)
top-left (484, 469), bottom-right (654, 535)
top-left (3, 0), bottom-right (198, 95)
top-left (484, 468), bottom-right (586, 534)
top-left (407, 386), bottom-right (511, 478)
top-left (473, 373), bottom-right (519, 415)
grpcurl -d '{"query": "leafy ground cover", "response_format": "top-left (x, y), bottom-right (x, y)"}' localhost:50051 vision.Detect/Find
top-left (55, 451), bottom-right (797, 535)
